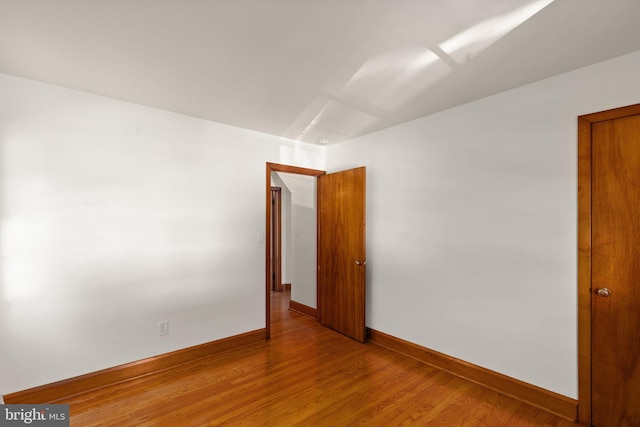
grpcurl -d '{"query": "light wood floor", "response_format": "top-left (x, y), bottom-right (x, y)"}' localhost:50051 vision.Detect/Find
top-left (65, 291), bottom-right (578, 426)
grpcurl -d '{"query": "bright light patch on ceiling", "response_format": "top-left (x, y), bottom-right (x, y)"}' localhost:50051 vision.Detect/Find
top-left (347, 47), bottom-right (440, 87)
top-left (296, 99), bottom-right (379, 143)
top-left (342, 46), bottom-right (453, 112)
top-left (290, 0), bottom-right (556, 144)
top-left (439, 0), bottom-right (555, 64)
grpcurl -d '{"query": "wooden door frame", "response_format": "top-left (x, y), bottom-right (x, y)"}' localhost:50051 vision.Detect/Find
top-left (577, 103), bottom-right (640, 425)
top-left (265, 163), bottom-right (325, 339)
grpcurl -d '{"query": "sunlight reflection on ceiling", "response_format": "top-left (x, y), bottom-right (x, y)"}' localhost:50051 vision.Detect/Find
top-left (342, 46), bottom-right (453, 112)
top-left (296, 99), bottom-right (379, 144)
top-left (295, 0), bottom-right (555, 144)
top-left (439, 0), bottom-right (555, 65)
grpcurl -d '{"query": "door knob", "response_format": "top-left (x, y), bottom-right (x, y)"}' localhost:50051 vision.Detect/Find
top-left (595, 287), bottom-right (611, 297)
top-left (355, 260), bottom-right (367, 265)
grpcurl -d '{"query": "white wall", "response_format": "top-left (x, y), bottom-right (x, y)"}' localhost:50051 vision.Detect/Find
top-left (326, 49), bottom-right (640, 399)
top-left (0, 73), bottom-right (325, 394)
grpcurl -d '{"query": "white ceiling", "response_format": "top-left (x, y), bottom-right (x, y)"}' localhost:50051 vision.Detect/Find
top-left (2, 0), bottom-right (640, 145)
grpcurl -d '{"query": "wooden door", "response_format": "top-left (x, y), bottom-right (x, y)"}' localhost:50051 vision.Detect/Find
top-left (317, 167), bottom-right (366, 342)
top-left (591, 114), bottom-right (640, 426)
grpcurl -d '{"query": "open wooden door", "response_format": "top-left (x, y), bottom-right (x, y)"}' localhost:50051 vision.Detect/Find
top-left (317, 167), bottom-right (366, 342)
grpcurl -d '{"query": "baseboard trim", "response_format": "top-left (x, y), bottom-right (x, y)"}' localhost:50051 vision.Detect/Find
top-left (4, 328), bottom-right (266, 404)
top-left (367, 328), bottom-right (577, 422)
top-left (289, 300), bottom-right (317, 318)
top-left (282, 283), bottom-right (291, 291)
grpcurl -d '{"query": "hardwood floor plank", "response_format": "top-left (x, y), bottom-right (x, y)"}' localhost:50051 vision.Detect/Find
top-left (63, 291), bottom-right (577, 426)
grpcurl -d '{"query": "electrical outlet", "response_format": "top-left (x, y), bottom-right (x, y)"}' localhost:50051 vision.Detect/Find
top-left (158, 320), bottom-right (169, 336)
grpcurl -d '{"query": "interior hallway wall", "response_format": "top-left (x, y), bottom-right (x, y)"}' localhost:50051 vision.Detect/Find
top-left (277, 174), bottom-right (316, 309)
top-left (270, 173), bottom-right (292, 286)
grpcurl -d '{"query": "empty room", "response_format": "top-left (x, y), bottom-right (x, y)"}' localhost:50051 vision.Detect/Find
top-left (1, 1), bottom-right (640, 426)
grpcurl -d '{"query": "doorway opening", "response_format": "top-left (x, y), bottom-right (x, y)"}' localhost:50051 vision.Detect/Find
top-left (265, 162), bottom-right (367, 342)
top-left (265, 163), bottom-right (324, 340)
